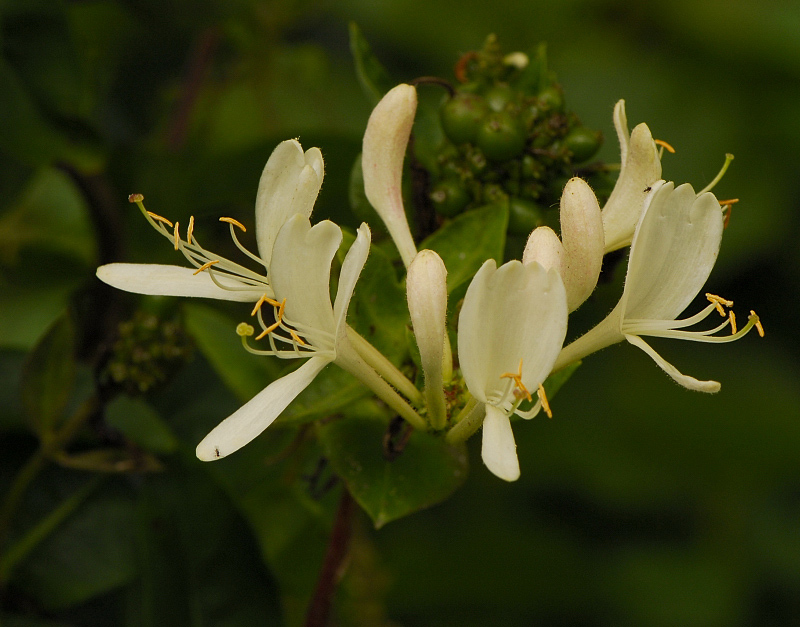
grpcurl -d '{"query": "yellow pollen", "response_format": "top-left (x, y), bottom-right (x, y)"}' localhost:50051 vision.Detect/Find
top-left (500, 359), bottom-right (532, 402)
top-left (220, 217), bottom-right (247, 232)
top-left (251, 294), bottom-right (268, 317)
top-left (750, 310), bottom-right (765, 337)
top-left (147, 211), bottom-right (173, 228)
top-left (128, 193), bottom-right (144, 203)
top-left (537, 385), bottom-right (552, 418)
top-left (654, 138), bottom-right (676, 153)
top-left (193, 260), bottom-right (220, 275)
top-left (255, 320), bottom-right (281, 340)
top-left (729, 310), bottom-right (737, 334)
top-left (173, 221), bottom-right (180, 250)
top-left (718, 198), bottom-right (739, 207)
top-left (265, 296), bottom-right (282, 308)
top-left (706, 293), bottom-right (734, 316)
top-left (187, 215), bottom-right (195, 244)
top-left (289, 329), bottom-right (307, 346)
top-left (278, 298), bottom-right (286, 319)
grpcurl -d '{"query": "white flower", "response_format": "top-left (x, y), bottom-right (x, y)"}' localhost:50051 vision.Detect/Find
top-left (195, 215), bottom-right (371, 460)
top-left (602, 100), bottom-right (663, 253)
top-left (523, 177), bottom-right (604, 312)
top-left (362, 83), bottom-right (419, 268)
top-left (458, 260), bottom-right (567, 481)
top-left (96, 139), bottom-right (323, 302)
top-left (406, 250), bottom-right (449, 429)
top-left (554, 181), bottom-right (763, 392)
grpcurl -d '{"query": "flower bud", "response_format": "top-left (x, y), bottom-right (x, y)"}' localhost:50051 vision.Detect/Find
top-left (362, 84), bottom-right (419, 267)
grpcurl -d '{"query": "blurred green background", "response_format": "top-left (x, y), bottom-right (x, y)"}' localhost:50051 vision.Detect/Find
top-left (2, 0), bottom-right (799, 625)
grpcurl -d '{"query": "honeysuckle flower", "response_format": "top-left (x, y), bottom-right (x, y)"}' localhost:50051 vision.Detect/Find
top-left (523, 177), bottom-right (604, 312)
top-left (457, 260), bottom-right (568, 481)
top-left (554, 181), bottom-right (763, 392)
top-left (602, 100), bottom-right (663, 253)
top-left (406, 250), bottom-right (448, 429)
top-left (195, 214), bottom-right (372, 460)
top-left (362, 83), bottom-right (419, 268)
top-left (97, 139), bottom-right (323, 302)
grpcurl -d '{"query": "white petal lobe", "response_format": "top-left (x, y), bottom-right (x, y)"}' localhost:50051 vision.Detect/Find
top-left (481, 405), bottom-right (520, 481)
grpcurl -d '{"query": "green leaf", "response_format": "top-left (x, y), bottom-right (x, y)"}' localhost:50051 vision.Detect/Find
top-left (420, 203), bottom-right (509, 293)
top-left (105, 395), bottom-right (178, 455)
top-left (183, 302), bottom-right (282, 402)
top-left (319, 415), bottom-right (469, 528)
top-left (348, 22), bottom-right (394, 105)
top-left (349, 153), bottom-right (384, 229)
top-left (20, 312), bottom-right (76, 437)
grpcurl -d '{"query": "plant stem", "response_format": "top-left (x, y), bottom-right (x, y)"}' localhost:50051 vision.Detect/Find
top-left (446, 399), bottom-right (485, 444)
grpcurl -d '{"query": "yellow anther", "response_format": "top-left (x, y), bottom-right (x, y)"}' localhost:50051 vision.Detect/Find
top-left (187, 215), bottom-right (195, 244)
top-left (265, 296), bottom-right (282, 309)
top-left (255, 320), bottom-right (281, 340)
top-left (729, 310), bottom-right (737, 334)
top-left (500, 359), bottom-right (532, 402)
top-left (278, 298), bottom-right (286, 320)
top-left (654, 138), bottom-right (676, 153)
top-left (289, 329), bottom-right (307, 346)
top-left (128, 193), bottom-right (144, 203)
top-left (251, 294), bottom-right (268, 317)
top-left (236, 323), bottom-right (254, 337)
top-left (537, 385), bottom-right (552, 419)
top-left (173, 221), bottom-right (180, 250)
top-left (219, 217), bottom-right (247, 232)
top-left (147, 211), bottom-right (173, 228)
top-left (718, 198), bottom-right (739, 207)
top-left (750, 310), bottom-right (765, 337)
top-left (193, 260), bottom-right (220, 275)
top-left (706, 293), bottom-right (734, 316)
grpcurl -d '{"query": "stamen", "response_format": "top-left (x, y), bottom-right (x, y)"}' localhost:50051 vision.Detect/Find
top-left (173, 221), bottom-right (180, 250)
top-left (187, 215), bottom-right (195, 244)
top-left (750, 311), bottom-right (765, 337)
top-left (537, 385), bottom-right (552, 418)
top-left (654, 138), bottom-right (676, 153)
top-left (500, 359), bottom-right (532, 402)
top-left (219, 217), bottom-right (247, 232)
top-left (251, 293), bottom-right (268, 317)
top-left (729, 310), bottom-right (737, 334)
top-left (706, 293), bottom-right (734, 316)
top-left (193, 260), bottom-right (220, 275)
top-left (699, 153), bottom-right (734, 195)
top-left (255, 320), bottom-right (281, 340)
top-left (128, 193), bottom-right (144, 203)
top-left (278, 298), bottom-right (286, 320)
top-left (147, 211), bottom-right (173, 228)
top-left (289, 329), bottom-right (307, 346)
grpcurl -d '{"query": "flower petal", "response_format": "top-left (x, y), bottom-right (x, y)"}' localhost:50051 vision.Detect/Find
top-left (255, 139), bottom-right (325, 266)
top-left (458, 260), bottom-right (568, 403)
top-left (196, 356), bottom-right (330, 461)
top-left (96, 263), bottom-right (263, 302)
top-left (270, 215), bottom-right (340, 337)
top-left (559, 177), bottom-right (604, 311)
top-left (622, 183), bottom-right (724, 321)
top-left (481, 404), bottom-right (520, 481)
top-left (362, 84), bottom-right (418, 267)
top-left (625, 334), bottom-right (721, 393)
top-left (522, 226), bottom-right (564, 274)
top-left (602, 110), bottom-right (663, 252)
top-left (333, 223), bottom-right (371, 334)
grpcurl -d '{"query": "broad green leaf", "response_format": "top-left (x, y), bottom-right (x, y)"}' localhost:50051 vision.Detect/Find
top-left (183, 302), bottom-right (282, 402)
top-left (11, 483), bottom-right (137, 610)
top-left (20, 312), bottom-right (76, 436)
top-left (105, 395), bottom-right (178, 455)
top-left (420, 204), bottom-right (509, 293)
top-left (319, 415), bottom-right (468, 528)
top-left (348, 22), bottom-right (394, 105)
top-left (349, 153), bottom-right (384, 229)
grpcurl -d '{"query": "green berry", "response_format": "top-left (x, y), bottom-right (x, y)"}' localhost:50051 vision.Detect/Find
top-left (507, 197), bottom-right (544, 235)
top-left (475, 111), bottom-right (526, 161)
top-left (440, 93), bottom-right (490, 145)
top-left (485, 84), bottom-right (515, 112)
top-left (430, 179), bottom-right (471, 217)
top-left (537, 86), bottom-right (564, 112)
top-left (564, 126), bottom-right (602, 163)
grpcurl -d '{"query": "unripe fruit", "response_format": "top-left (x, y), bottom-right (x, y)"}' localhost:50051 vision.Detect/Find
top-left (430, 179), bottom-right (471, 217)
top-left (440, 93), bottom-right (490, 145)
top-left (475, 111), bottom-right (526, 161)
top-left (564, 126), bottom-right (602, 163)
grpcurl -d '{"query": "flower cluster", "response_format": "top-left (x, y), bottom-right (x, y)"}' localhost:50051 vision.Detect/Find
top-left (97, 84), bottom-right (762, 482)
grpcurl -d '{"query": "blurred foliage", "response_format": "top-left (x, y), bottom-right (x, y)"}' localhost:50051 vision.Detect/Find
top-left (1, 0), bottom-right (799, 625)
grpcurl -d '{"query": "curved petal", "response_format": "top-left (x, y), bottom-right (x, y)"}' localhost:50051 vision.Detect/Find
top-left (560, 177), bottom-right (604, 311)
top-left (481, 404), bottom-right (520, 481)
top-left (196, 356), bottom-right (330, 461)
top-left (625, 334), bottom-right (721, 393)
top-left (96, 263), bottom-right (263, 302)
top-left (622, 183), bottom-right (724, 321)
top-left (522, 226), bottom-right (564, 274)
top-left (602, 121), bottom-right (663, 253)
top-left (362, 84), bottom-right (418, 267)
top-left (458, 260), bottom-right (568, 403)
top-left (255, 139), bottom-right (325, 266)
top-left (270, 215), bottom-right (340, 338)
top-left (612, 100), bottom-right (629, 166)
top-left (333, 223), bottom-right (371, 334)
